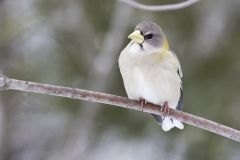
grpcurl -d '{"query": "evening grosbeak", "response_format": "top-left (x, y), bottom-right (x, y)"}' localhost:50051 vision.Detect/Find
top-left (118, 21), bottom-right (184, 131)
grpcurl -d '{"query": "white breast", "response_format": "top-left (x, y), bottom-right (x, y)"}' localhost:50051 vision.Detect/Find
top-left (118, 43), bottom-right (182, 109)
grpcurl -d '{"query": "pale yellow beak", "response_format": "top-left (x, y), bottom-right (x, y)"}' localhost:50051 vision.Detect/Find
top-left (128, 30), bottom-right (144, 44)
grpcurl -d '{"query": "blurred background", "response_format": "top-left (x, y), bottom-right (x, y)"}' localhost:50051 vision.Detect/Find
top-left (0, 0), bottom-right (240, 159)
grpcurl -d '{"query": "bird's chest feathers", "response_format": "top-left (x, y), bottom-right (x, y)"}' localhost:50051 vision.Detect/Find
top-left (130, 58), bottom-right (169, 98)
top-left (120, 48), bottom-right (181, 106)
top-left (120, 50), bottom-right (180, 105)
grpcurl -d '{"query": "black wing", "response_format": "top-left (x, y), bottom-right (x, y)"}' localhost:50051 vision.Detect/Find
top-left (176, 67), bottom-right (183, 111)
top-left (176, 87), bottom-right (183, 111)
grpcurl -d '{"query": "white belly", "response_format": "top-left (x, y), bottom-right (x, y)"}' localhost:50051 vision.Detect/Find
top-left (123, 67), bottom-right (180, 108)
top-left (119, 47), bottom-right (181, 109)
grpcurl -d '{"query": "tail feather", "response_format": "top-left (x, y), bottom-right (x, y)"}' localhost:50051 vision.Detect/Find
top-left (162, 117), bottom-right (174, 131)
top-left (151, 114), bottom-right (184, 131)
top-left (151, 114), bottom-right (163, 124)
top-left (173, 119), bottom-right (184, 129)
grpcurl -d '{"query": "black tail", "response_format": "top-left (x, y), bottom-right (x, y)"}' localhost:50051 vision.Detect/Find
top-left (151, 114), bottom-right (162, 124)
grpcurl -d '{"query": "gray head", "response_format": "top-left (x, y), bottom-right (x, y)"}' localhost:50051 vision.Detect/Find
top-left (128, 21), bottom-right (169, 51)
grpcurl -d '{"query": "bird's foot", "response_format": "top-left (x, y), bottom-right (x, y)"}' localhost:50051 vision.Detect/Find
top-left (161, 101), bottom-right (170, 115)
top-left (138, 98), bottom-right (147, 112)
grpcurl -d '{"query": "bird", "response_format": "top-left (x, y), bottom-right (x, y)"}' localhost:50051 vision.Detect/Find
top-left (118, 21), bottom-right (184, 131)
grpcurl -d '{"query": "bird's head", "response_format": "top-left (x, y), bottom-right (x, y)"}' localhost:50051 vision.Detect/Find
top-left (128, 21), bottom-right (169, 52)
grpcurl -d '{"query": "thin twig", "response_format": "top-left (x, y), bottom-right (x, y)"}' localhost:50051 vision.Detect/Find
top-left (118, 0), bottom-right (201, 11)
top-left (0, 72), bottom-right (240, 142)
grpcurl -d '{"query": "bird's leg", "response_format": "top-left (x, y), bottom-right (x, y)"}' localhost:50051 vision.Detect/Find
top-left (138, 98), bottom-right (147, 112)
top-left (161, 101), bottom-right (170, 115)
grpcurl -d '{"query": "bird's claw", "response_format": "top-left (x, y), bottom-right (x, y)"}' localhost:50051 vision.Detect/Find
top-left (139, 98), bottom-right (147, 112)
top-left (161, 101), bottom-right (170, 115)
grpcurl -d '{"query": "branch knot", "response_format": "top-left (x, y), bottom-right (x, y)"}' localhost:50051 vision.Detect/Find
top-left (0, 71), bottom-right (9, 90)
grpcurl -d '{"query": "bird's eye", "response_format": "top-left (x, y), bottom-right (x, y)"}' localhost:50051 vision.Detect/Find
top-left (144, 34), bottom-right (153, 40)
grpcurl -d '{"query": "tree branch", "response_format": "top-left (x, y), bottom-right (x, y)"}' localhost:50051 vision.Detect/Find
top-left (0, 71), bottom-right (240, 142)
top-left (118, 0), bottom-right (201, 11)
